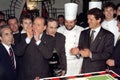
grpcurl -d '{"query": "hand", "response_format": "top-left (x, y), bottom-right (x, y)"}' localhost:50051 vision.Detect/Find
top-left (34, 29), bottom-right (41, 42)
top-left (27, 26), bottom-right (33, 39)
top-left (79, 48), bottom-right (91, 57)
top-left (61, 70), bottom-right (66, 76)
top-left (106, 59), bottom-right (115, 66)
top-left (34, 76), bottom-right (40, 80)
top-left (70, 47), bottom-right (79, 55)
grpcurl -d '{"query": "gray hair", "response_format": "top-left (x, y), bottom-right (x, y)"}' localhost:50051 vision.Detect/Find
top-left (0, 25), bottom-right (11, 37)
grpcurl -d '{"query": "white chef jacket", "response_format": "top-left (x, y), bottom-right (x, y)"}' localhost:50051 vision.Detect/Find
top-left (101, 19), bottom-right (120, 46)
top-left (57, 25), bottom-right (84, 75)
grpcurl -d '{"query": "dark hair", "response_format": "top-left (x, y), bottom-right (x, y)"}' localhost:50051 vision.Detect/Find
top-left (0, 19), bottom-right (6, 23)
top-left (117, 15), bottom-right (120, 21)
top-left (87, 8), bottom-right (104, 23)
top-left (47, 18), bottom-right (58, 27)
top-left (58, 15), bottom-right (65, 19)
top-left (102, 2), bottom-right (116, 11)
top-left (20, 14), bottom-right (32, 24)
top-left (116, 3), bottom-right (120, 10)
top-left (0, 11), bottom-right (5, 16)
top-left (0, 25), bottom-right (10, 36)
top-left (7, 16), bottom-right (18, 24)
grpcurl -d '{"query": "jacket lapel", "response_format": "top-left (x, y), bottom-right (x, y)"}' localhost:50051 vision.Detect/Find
top-left (0, 44), bottom-right (14, 70)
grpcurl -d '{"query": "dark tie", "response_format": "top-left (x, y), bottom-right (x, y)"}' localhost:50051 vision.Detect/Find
top-left (90, 30), bottom-right (95, 44)
top-left (9, 47), bottom-right (15, 69)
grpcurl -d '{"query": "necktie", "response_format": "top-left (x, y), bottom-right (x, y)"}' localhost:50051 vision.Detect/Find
top-left (9, 47), bottom-right (15, 69)
top-left (90, 30), bottom-right (95, 44)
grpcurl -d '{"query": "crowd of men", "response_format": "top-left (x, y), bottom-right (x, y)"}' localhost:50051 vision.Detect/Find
top-left (0, 1), bottom-right (120, 80)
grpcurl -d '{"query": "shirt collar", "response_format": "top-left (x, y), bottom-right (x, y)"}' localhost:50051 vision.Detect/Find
top-left (13, 31), bottom-right (19, 34)
top-left (21, 30), bottom-right (26, 34)
top-left (2, 42), bottom-right (11, 54)
top-left (34, 33), bottom-right (43, 40)
top-left (91, 26), bottom-right (101, 33)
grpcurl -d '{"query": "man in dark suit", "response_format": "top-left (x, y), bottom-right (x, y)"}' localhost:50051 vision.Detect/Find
top-left (106, 15), bottom-right (120, 75)
top-left (71, 8), bottom-right (114, 73)
top-left (46, 18), bottom-right (66, 76)
top-left (0, 25), bottom-right (16, 80)
top-left (15, 14), bottom-right (33, 80)
top-left (15, 17), bottom-right (54, 80)
top-left (7, 16), bottom-right (22, 45)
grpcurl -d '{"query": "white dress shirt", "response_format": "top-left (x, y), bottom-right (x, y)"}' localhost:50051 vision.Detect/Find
top-left (25, 34), bottom-right (42, 45)
top-left (21, 30), bottom-right (26, 34)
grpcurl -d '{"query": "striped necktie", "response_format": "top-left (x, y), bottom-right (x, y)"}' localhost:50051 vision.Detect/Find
top-left (90, 30), bottom-right (95, 44)
top-left (9, 47), bottom-right (15, 69)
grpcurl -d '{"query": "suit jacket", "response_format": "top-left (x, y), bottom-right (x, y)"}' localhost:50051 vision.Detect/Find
top-left (0, 43), bottom-right (16, 80)
top-left (15, 32), bottom-right (54, 80)
top-left (13, 33), bottom-right (26, 80)
top-left (79, 27), bottom-right (114, 73)
top-left (109, 40), bottom-right (120, 75)
top-left (13, 32), bottom-right (22, 78)
top-left (13, 32), bottom-right (21, 45)
top-left (54, 32), bottom-right (66, 71)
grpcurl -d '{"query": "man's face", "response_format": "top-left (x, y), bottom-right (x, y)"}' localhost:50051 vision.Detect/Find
top-left (21, 19), bottom-right (32, 31)
top-left (0, 15), bottom-right (5, 20)
top-left (8, 19), bottom-right (19, 33)
top-left (0, 28), bottom-right (14, 46)
top-left (87, 15), bottom-right (101, 29)
top-left (117, 7), bottom-right (120, 16)
top-left (65, 20), bottom-right (76, 30)
top-left (46, 21), bottom-right (57, 36)
top-left (117, 21), bottom-right (120, 32)
top-left (33, 18), bottom-right (46, 34)
top-left (0, 21), bottom-right (6, 26)
top-left (103, 7), bottom-right (115, 20)
top-left (58, 17), bottom-right (64, 25)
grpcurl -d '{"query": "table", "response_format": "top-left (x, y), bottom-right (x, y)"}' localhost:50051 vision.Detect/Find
top-left (41, 70), bottom-right (120, 80)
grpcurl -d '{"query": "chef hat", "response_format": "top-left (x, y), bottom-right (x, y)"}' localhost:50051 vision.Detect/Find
top-left (64, 3), bottom-right (78, 20)
top-left (89, 1), bottom-right (102, 10)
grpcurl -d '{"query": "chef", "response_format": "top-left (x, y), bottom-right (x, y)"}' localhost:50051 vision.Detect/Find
top-left (57, 3), bottom-right (84, 75)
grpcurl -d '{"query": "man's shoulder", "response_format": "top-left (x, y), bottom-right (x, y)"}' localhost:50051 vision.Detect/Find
top-left (57, 26), bottom-right (65, 32)
top-left (0, 43), bottom-right (6, 56)
top-left (0, 43), bottom-right (4, 49)
top-left (43, 32), bottom-right (53, 39)
top-left (55, 32), bottom-right (65, 39)
top-left (81, 28), bottom-right (90, 33)
top-left (74, 25), bottom-right (84, 31)
top-left (101, 27), bottom-right (114, 35)
top-left (56, 32), bottom-right (65, 37)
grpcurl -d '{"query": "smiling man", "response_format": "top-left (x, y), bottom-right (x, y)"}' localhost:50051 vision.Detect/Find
top-left (57, 3), bottom-right (84, 75)
top-left (71, 8), bottom-right (114, 73)
top-left (0, 25), bottom-right (16, 80)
